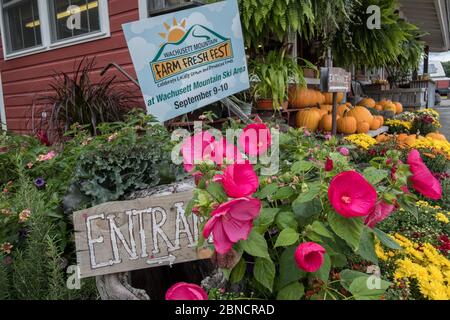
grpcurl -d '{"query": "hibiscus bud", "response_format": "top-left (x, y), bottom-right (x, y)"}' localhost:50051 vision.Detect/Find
top-left (294, 242), bottom-right (326, 273)
top-left (325, 158), bottom-right (334, 172)
top-left (192, 207), bottom-right (200, 216)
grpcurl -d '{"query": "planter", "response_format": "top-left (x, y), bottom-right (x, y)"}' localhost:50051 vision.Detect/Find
top-left (257, 99), bottom-right (288, 111)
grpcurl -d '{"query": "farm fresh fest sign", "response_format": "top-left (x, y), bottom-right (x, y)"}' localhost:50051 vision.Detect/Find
top-left (123, 0), bottom-right (250, 122)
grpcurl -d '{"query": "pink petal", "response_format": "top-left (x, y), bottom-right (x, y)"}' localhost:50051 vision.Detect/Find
top-left (222, 164), bottom-right (259, 198)
top-left (364, 201), bottom-right (396, 228)
top-left (203, 215), bottom-right (220, 238)
top-left (238, 123), bottom-right (272, 157)
top-left (222, 217), bottom-right (253, 243)
top-left (227, 198), bottom-right (262, 221)
top-left (212, 221), bottom-right (234, 254)
top-left (407, 150), bottom-right (442, 200)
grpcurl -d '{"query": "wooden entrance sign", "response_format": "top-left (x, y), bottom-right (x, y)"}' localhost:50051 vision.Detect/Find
top-left (73, 190), bottom-right (211, 279)
top-left (320, 67), bottom-right (352, 135)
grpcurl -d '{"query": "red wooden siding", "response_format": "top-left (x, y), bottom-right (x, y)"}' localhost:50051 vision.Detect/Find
top-left (0, 0), bottom-right (145, 134)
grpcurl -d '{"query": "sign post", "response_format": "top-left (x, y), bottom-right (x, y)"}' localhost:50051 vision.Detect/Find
top-left (122, 0), bottom-right (250, 123)
top-left (320, 67), bottom-right (351, 135)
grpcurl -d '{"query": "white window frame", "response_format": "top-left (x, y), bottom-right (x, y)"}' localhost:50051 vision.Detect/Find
top-left (138, 0), bottom-right (148, 19)
top-left (0, 0), bottom-right (110, 60)
top-left (0, 72), bottom-right (6, 131)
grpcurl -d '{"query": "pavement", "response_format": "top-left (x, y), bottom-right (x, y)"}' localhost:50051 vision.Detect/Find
top-left (435, 99), bottom-right (450, 139)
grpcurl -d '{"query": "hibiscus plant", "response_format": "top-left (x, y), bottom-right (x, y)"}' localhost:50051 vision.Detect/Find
top-left (182, 123), bottom-right (442, 300)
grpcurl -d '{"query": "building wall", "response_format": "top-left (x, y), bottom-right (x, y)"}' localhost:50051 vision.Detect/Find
top-left (0, 0), bottom-right (144, 134)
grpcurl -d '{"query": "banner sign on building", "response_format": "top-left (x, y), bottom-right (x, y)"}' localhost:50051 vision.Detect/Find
top-left (123, 0), bottom-right (249, 122)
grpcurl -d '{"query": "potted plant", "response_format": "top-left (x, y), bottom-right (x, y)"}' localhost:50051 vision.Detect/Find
top-left (250, 50), bottom-right (309, 111)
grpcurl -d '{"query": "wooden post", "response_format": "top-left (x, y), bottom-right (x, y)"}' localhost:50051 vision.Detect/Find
top-left (331, 92), bottom-right (338, 136)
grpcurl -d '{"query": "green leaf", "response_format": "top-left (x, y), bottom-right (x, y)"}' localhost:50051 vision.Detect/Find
top-left (349, 276), bottom-right (392, 300)
top-left (206, 182), bottom-right (228, 203)
top-left (293, 183), bottom-right (321, 204)
top-left (230, 257), bottom-right (246, 284)
top-left (256, 183), bottom-right (279, 199)
top-left (291, 160), bottom-right (314, 174)
top-left (340, 269), bottom-right (370, 291)
top-left (253, 208), bottom-right (279, 233)
top-left (276, 211), bottom-right (298, 230)
top-left (372, 228), bottom-right (402, 250)
top-left (328, 211), bottom-right (364, 251)
top-left (278, 246), bottom-right (305, 288)
top-left (240, 230), bottom-right (269, 259)
top-left (356, 227), bottom-right (378, 264)
top-left (309, 221), bottom-right (334, 239)
top-left (311, 253), bottom-right (331, 282)
top-left (292, 198), bottom-right (321, 220)
top-left (254, 258), bottom-right (275, 292)
top-left (274, 228), bottom-right (299, 248)
top-left (363, 168), bottom-right (389, 185)
top-left (277, 282), bottom-right (305, 300)
top-left (271, 186), bottom-right (295, 200)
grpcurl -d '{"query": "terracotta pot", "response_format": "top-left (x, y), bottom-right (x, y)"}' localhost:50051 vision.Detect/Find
top-left (257, 99), bottom-right (274, 110)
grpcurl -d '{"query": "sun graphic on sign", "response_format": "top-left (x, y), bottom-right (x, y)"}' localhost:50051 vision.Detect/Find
top-left (159, 18), bottom-right (187, 44)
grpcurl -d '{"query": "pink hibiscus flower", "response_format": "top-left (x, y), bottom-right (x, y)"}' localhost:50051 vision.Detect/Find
top-left (294, 242), bottom-right (326, 273)
top-left (364, 201), bottom-right (396, 228)
top-left (407, 150), bottom-right (442, 200)
top-left (208, 138), bottom-right (244, 166)
top-left (165, 282), bottom-right (208, 300)
top-left (328, 171), bottom-right (377, 218)
top-left (220, 164), bottom-right (259, 198)
top-left (181, 131), bottom-right (215, 172)
top-left (203, 198), bottom-right (261, 254)
top-left (238, 123), bottom-right (272, 157)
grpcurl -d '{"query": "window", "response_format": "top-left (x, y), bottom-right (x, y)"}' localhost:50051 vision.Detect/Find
top-left (0, 0), bottom-right (109, 59)
top-left (140, 0), bottom-right (204, 18)
top-left (2, 0), bottom-right (42, 53)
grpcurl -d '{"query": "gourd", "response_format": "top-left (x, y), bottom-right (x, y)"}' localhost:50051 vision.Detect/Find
top-left (289, 87), bottom-right (324, 109)
top-left (426, 132), bottom-right (447, 141)
top-left (357, 121), bottom-right (370, 134)
top-left (319, 113), bottom-right (338, 132)
top-left (337, 113), bottom-right (357, 134)
top-left (347, 106), bottom-right (374, 126)
top-left (394, 102), bottom-right (403, 114)
top-left (359, 98), bottom-right (376, 108)
top-left (370, 118), bottom-right (382, 130)
top-left (295, 108), bottom-right (321, 131)
top-left (323, 92), bottom-right (344, 104)
top-left (404, 135), bottom-right (417, 147)
top-left (376, 134), bottom-right (390, 143)
top-left (375, 115), bottom-right (384, 126)
top-left (337, 104), bottom-right (350, 117)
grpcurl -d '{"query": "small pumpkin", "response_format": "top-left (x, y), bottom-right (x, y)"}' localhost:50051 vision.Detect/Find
top-left (357, 121), bottom-right (370, 134)
top-left (376, 134), bottom-right (390, 143)
top-left (347, 106), bottom-right (374, 126)
top-left (383, 104), bottom-right (397, 113)
top-left (374, 104), bottom-right (383, 111)
top-left (426, 132), bottom-right (447, 141)
top-left (295, 108), bottom-right (321, 131)
top-left (394, 102), bottom-right (403, 114)
top-left (370, 118), bottom-right (381, 130)
top-left (289, 87), bottom-right (324, 109)
top-left (374, 115), bottom-right (384, 126)
top-left (397, 133), bottom-right (409, 142)
top-left (337, 114), bottom-right (357, 134)
top-left (337, 104), bottom-right (350, 117)
top-left (404, 135), bottom-right (417, 147)
top-left (319, 113), bottom-right (339, 132)
top-left (359, 98), bottom-right (376, 108)
top-left (323, 92), bottom-right (344, 104)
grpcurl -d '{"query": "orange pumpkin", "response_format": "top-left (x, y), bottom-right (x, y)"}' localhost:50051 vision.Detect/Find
top-left (426, 132), bottom-right (447, 141)
top-left (323, 92), bottom-right (344, 104)
top-left (347, 106), bottom-right (374, 126)
top-left (397, 133), bottom-right (409, 142)
top-left (357, 121), bottom-right (370, 134)
top-left (374, 104), bottom-right (383, 111)
top-left (320, 104), bottom-right (333, 113)
top-left (337, 104), bottom-right (350, 117)
top-left (337, 114), bottom-right (357, 134)
top-left (359, 98), bottom-right (376, 108)
top-left (319, 113), bottom-right (339, 132)
top-left (394, 102), bottom-right (403, 114)
top-left (376, 134), bottom-right (390, 143)
top-left (404, 135), bottom-right (417, 147)
top-left (289, 87), bottom-right (324, 109)
top-left (295, 108), bottom-right (321, 131)
top-left (370, 118), bottom-right (381, 130)
top-left (375, 115), bottom-right (384, 126)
